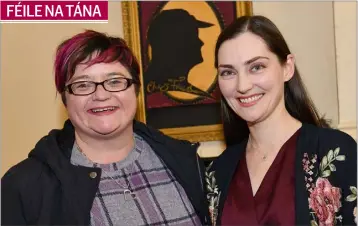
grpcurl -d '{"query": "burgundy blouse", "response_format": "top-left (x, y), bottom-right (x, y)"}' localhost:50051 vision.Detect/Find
top-left (221, 130), bottom-right (300, 225)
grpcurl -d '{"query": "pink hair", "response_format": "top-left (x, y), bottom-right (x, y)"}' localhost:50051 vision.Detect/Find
top-left (54, 30), bottom-right (140, 99)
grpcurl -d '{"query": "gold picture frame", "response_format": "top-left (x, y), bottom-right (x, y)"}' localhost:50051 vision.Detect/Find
top-left (122, 1), bottom-right (253, 142)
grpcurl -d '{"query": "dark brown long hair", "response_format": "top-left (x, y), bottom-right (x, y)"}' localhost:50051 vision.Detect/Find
top-left (215, 15), bottom-right (329, 146)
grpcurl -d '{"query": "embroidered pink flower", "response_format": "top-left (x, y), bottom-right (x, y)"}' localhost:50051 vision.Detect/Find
top-left (309, 178), bottom-right (342, 226)
top-left (303, 161), bottom-right (310, 172)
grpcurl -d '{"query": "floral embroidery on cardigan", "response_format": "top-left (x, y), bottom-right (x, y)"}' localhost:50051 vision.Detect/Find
top-left (304, 147), bottom-right (346, 226)
top-left (303, 153), bottom-right (317, 193)
top-left (205, 162), bottom-right (221, 226)
top-left (205, 147), bottom-right (354, 226)
top-left (345, 186), bottom-right (357, 223)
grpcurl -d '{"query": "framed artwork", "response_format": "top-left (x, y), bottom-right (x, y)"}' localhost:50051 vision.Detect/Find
top-left (122, 1), bottom-right (252, 142)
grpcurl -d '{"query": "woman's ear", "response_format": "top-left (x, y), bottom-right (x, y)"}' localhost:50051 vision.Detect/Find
top-left (284, 54), bottom-right (295, 82)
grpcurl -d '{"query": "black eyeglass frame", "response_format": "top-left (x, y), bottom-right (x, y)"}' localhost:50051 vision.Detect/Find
top-left (65, 77), bottom-right (137, 96)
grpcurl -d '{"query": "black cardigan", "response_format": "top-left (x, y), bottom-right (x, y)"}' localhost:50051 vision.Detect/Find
top-left (2, 120), bottom-right (211, 225)
top-left (207, 124), bottom-right (357, 225)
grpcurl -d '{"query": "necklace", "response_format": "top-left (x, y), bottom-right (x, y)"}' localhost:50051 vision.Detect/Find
top-left (98, 164), bottom-right (136, 201)
top-left (248, 136), bottom-right (268, 161)
top-left (75, 142), bottom-right (137, 201)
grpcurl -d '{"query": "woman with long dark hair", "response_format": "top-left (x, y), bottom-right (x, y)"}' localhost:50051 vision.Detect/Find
top-left (206, 15), bottom-right (357, 226)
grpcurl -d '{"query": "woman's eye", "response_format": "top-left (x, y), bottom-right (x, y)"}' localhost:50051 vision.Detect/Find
top-left (109, 79), bottom-right (123, 84)
top-left (74, 82), bottom-right (92, 89)
top-left (250, 64), bottom-right (265, 72)
top-left (220, 70), bottom-right (235, 77)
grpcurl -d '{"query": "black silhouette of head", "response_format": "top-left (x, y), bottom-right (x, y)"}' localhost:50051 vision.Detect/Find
top-left (147, 9), bottom-right (213, 77)
top-left (145, 9), bottom-right (214, 98)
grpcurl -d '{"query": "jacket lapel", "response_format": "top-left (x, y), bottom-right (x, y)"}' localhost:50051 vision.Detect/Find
top-left (214, 141), bottom-right (247, 225)
top-left (29, 119), bottom-right (100, 225)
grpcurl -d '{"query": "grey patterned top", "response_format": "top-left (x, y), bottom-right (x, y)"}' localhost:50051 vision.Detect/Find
top-left (70, 133), bottom-right (201, 226)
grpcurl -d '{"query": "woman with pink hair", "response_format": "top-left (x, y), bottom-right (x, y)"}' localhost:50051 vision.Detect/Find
top-left (2, 30), bottom-right (210, 226)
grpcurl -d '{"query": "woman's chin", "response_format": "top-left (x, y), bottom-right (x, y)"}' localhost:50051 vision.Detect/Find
top-left (91, 126), bottom-right (119, 136)
top-left (237, 112), bottom-right (262, 124)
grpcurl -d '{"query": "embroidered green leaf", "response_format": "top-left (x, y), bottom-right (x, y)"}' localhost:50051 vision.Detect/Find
top-left (320, 156), bottom-right (328, 170)
top-left (208, 171), bottom-right (214, 178)
top-left (335, 155), bottom-right (346, 161)
top-left (310, 220), bottom-right (318, 226)
top-left (327, 149), bottom-right (334, 161)
top-left (207, 186), bottom-right (213, 193)
top-left (321, 170), bottom-right (331, 177)
top-left (209, 198), bottom-right (215, 206)
top-left (335, 215), bottom-right (343, 223)
top-left (346, 194), bottom-right (357, 202)
top-left (350, 186), bottom-right (357, 195)
top-left (334, 147), bottom-right (340, 157)
top-left (328, 164), bottom-right (336, 171)
top-left (206, 162), bottom-right (213, 172)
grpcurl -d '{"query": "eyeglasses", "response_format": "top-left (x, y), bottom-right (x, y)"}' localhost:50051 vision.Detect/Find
top-left (65, 77), bottom-right (136, 96)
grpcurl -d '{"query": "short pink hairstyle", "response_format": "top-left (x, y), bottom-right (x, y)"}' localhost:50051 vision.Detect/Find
top-left (54, 30), bottom-right (140, 104)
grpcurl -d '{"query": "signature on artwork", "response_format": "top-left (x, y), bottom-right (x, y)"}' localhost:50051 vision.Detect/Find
top-left (146, 76), bottom-right (205, 96)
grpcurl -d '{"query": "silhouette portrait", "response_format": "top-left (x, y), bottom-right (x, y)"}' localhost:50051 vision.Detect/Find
top-left (121, 1), bottom-right (252, 141)
top-left (145, 9), bottom-right (214, 103)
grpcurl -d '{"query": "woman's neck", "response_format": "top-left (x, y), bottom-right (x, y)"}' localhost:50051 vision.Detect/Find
top-left (247, 106), bottom-right (302, 151)
top-left (74, 126), bottom-right (135, 164)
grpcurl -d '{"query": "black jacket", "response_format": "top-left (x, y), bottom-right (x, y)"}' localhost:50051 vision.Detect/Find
top-left (208, 124), bottom-right (357, 225)
top-left (2, 120), bottom-right (210, 225)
